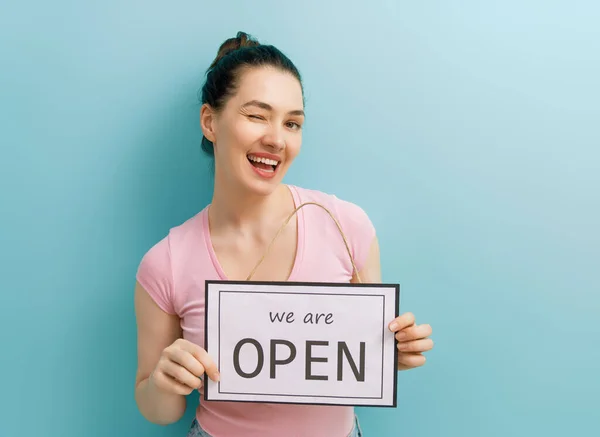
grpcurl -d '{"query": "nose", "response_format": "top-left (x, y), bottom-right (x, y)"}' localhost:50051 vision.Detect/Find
top-left (261, 124), bottom-right (286, 152)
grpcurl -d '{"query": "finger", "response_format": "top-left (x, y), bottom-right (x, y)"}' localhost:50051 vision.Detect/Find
top-left (153, 370), bottom-right (195, 395)
top-left (397, 338), bottom-right (434, 353)
top-left (161, 360), bottom-right (203, 390)
top-left (188, 345), bottom-right (220, 382)
top-left (396, 324), bottom-right (432, 341)
top-left (174, 339), bottom-right (220, 382)
top-left (168, 348), bottom-right (206, 378)
top-left (389, 312), bottom-right (416, 332)
top-left (398, 352), bottom-right (426, 368)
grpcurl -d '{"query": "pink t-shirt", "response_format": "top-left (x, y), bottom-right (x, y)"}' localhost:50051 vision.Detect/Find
top-left (136, 185), bottom-right (376, 437)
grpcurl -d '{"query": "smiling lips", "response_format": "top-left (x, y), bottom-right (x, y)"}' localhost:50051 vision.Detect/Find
top-left (247, 153), bottom-right (281, 179)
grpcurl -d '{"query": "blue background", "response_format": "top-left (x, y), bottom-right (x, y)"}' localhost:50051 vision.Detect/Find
top-left (1, 1), bottom-right (598, 436)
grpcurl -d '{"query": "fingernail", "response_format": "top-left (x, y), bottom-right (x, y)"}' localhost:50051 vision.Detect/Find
top-left (396, 331), bottom-right (407, 340)
top-left (397, 342), bottom-right (407, 350)
top-left (389, 322), bottom-right (398, 331)
top-left (214, 372), bottom-right (220, 382)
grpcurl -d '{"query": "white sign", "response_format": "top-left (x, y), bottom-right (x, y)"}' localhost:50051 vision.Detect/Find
top-left (203, 280), bottom-right (399, 407)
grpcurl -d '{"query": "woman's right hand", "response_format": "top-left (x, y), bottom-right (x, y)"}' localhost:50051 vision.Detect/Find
top-left (149, 338), bottom-right (220, 396)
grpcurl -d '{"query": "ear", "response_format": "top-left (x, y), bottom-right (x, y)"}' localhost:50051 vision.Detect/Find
top-left (200, 104), bottom-right (217, 143)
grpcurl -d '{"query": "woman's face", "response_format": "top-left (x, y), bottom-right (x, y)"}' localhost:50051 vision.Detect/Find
top-left (201, 66), bottom-right (305, 196)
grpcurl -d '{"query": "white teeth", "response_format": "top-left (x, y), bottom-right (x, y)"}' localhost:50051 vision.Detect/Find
top-left (248, 155), bottom-right (279, 166)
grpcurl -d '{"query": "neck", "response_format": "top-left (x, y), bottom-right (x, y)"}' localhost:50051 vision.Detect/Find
top-left (208, 178), bottom-right (291, 235)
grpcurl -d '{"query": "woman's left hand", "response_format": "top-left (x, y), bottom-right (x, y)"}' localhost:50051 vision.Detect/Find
top-left (388, 312), bottom-right (433, 370)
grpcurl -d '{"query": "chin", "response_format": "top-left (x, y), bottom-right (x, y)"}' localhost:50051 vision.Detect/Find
top-left (243, 176), bottom-right (284, 197)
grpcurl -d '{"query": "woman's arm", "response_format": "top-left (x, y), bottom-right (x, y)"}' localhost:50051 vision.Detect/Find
top-left (350, 235), bottom-right (382, 284)
top-left (134, 281), bottom-right (187, 424)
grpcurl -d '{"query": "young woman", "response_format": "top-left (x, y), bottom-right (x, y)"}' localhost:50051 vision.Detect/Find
top-left (134, 32), bottom-right (434, 437)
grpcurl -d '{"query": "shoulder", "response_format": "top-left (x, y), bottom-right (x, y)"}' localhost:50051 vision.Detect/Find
top-left (291, 185), bottom-right (376, 271)
top-left (291, 185), bottom-right (374, 229)
top-left (135, 210), bottom-right (206, 314)
top-left (138, 210), bottom-right (205, 267)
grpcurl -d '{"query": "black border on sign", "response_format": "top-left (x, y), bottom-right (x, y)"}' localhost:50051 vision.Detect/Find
top-left (203, 280), bottom-right (400, 408)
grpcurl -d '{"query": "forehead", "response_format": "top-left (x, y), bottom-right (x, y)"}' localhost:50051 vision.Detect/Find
top-left (231, 66), bottom-right (304, 110)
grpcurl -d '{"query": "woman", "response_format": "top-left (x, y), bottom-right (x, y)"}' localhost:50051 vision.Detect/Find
top-left (134, 31), bottom-right (434, 437)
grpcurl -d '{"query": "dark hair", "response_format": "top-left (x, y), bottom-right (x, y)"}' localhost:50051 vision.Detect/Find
top-left (199, 31), bottom-right (303, 156)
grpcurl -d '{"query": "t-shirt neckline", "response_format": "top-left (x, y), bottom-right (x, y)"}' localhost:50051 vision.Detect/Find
top-left (201, 184), bottom-right (305, 282)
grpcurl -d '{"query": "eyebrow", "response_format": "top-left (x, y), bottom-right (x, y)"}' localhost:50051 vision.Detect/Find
top-left (241, 100), bottom-right (305, 117)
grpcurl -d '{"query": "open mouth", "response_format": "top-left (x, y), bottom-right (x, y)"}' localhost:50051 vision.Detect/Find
top-left (247, 154), bottom-right (280, 173)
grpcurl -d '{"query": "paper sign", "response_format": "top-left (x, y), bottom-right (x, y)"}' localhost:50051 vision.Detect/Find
top-left (204, 280), bottom-right (399, 407)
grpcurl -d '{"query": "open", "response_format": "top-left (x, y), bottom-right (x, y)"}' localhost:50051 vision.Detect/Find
top-left (232, 338), bottom-right (367, 382)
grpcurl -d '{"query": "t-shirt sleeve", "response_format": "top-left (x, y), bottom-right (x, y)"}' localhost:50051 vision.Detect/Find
top-left (136, 235), bottom-right (177, 315)
top-left (333, 197), bottom-right (377, 273)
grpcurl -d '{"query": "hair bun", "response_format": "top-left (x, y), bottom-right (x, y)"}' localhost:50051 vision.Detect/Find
top-left (209, 31), bottom-right (260, 69)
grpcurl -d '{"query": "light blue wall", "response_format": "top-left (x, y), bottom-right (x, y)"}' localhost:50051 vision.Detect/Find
top-left (1, 1), bottom-right (598, 436)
